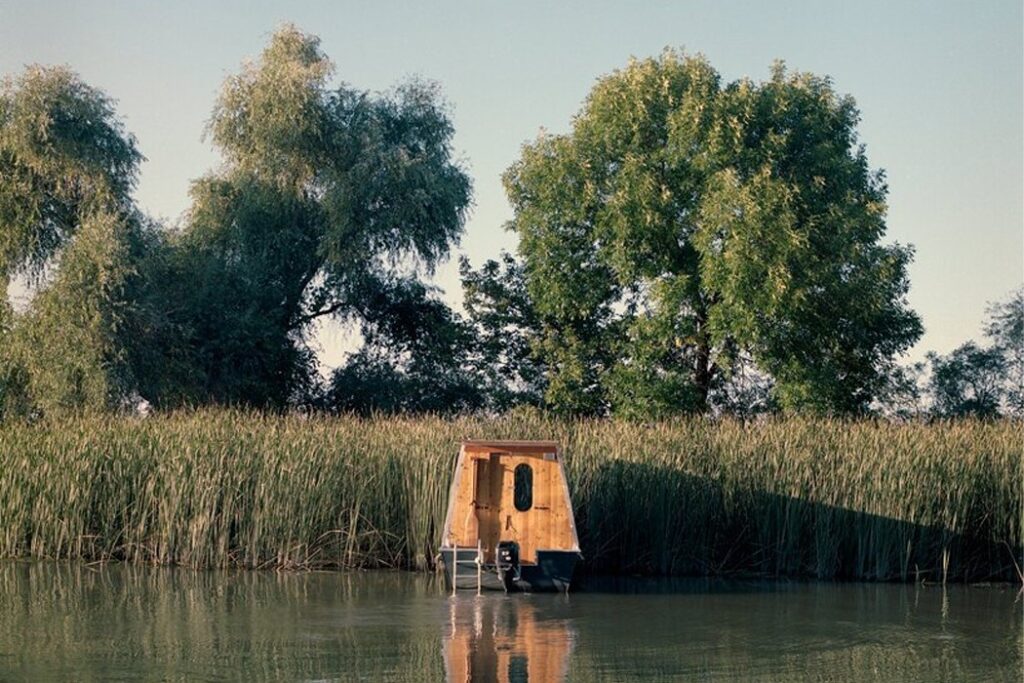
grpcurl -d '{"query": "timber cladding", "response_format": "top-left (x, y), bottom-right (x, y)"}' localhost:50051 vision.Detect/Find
top-left (445, 442), bottom-right (579, 564)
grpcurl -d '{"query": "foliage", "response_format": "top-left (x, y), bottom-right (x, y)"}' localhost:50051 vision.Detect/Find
top-left (0, 27), bottom-right (472, 414)
top-left (0, 293), bottom-right (29, 417)
top-left (0, 411), bottom-right (1017, 582)
top-left (707, 353), bottom-right (778, 418)
top-left (0, 65), bottom-right (153, 416)
top-left (505, 52), bottom-right (921, 417)
top-left (459, 252), bottom-right (546, 411)
top-left (872, 360), bottom-right (927, 420)
top-left (927, 343), bottom-right (1006, 418)
top-left (140, 177), bottom-right (322, 407)
top-left (142, 25), bottom-right (472, 408)
top-left (325, 276), bottom-right (483, 414)
top-left (504, 134), bottom-right (622, 415)
top-left (2, 39), bottom-right (1013, 422)
top-left (3, 212), bottom-right (161, 415)
top-left (919, 289), bottom-right (1023, 419)
top-left (0, 66), bottom-right (140, 280)
top-left (984, 288), bottom-right (1023, 416)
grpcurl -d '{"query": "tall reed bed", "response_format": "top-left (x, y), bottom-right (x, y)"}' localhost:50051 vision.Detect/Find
top-left (0, 411), bottom-right (1019, 581)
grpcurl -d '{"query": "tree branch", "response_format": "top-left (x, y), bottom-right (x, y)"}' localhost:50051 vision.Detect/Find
top-left (295, 300), bottom-right (348, 326)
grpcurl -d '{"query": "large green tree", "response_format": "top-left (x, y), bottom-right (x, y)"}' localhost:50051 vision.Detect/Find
top-left (1, 26), bottom-right (472, 414)
top-left (924, 288), bottom-right (1023, 419)
top-left (148, 25), bottom-right (472, 407)
top-left (0, 65), bottom-right (152, 415)
top-left (505, 52), bottom-right (921, 416)
top-left (927, 343), bottom-right (1006, 419)
top-left (0, 66), bottom-right (141, 278)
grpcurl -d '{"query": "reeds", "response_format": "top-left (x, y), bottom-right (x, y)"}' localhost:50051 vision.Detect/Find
top-left (0, 411), bottom-right (1019, 581)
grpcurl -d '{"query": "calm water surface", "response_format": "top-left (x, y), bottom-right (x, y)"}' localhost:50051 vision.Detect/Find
top-left (0, 562), bottom-right (1019, 682)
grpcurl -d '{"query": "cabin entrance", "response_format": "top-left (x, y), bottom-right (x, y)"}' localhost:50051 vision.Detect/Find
top-left (470, 453), bottom-right (544, 566)
top-left (473, 454), bottom-right (504, 563)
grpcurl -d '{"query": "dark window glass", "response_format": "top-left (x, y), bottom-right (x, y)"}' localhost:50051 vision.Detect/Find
top-left (513, 464), bottom-right (533, 511)
top-left (508, 654), bottom-right (528, 683)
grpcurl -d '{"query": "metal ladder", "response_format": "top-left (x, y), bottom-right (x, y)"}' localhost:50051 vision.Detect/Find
top-left (450, 539), bottom-right (484, 595)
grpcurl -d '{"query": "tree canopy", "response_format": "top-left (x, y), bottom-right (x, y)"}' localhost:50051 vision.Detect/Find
top-left (324, 276), bottom-right (483, 415)
top-left (984, 288), bottom-right (1024, 416)
top-left (504, 51), bottom-right (922, 416)
top-left (924, 288), bottom-right (1023, 419)
top-left (4, 35), bottom-right (1015, 422)
top-left (0, 65), bottom-right (154, 414)
top-left (460, 253), bottom-right (546, 411)
top-left (152, 26), bottom-right (472, 407)
top-left (0, 65), bottom-right (141, 281)
top-left (927, 343), bottom-right (1005, 418)
top-left (0, 26), bottom-right (472, 415)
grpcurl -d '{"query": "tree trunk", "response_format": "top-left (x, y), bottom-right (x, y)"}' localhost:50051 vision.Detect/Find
top-left (693, 302), bottom-right (716, 413)
top-left (694, 336), bottom-right (713, 412)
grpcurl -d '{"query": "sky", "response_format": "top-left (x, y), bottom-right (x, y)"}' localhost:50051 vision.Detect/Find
top-left (1, 0), bottom-right (1021, 370)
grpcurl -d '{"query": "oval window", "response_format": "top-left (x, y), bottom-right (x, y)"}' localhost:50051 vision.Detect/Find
top-left (513, 464), bottom-right (533, 512)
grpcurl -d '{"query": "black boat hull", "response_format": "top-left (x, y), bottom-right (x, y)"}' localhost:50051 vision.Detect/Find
top-left (440, 547), bottom-right (579, 593)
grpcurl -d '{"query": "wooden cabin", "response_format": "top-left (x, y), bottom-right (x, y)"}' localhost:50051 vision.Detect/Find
top-left (440, 440), bottom-right (581, 592)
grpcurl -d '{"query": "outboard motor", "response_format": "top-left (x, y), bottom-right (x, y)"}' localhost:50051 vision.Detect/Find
top-left (496, 540), bottom-right (521, 587)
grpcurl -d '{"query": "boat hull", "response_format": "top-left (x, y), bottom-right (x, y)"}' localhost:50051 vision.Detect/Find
top-left (440, 547), bottom-right (579, 593)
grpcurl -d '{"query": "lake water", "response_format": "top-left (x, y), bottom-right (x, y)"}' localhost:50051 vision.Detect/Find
top-left (0, 563), bottom-right (1019, 682)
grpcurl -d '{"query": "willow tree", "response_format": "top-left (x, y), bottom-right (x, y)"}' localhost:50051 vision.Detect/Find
top-left (0, 65), bottom-right (149, 414)
top-left (505, 52), bottom-right (921, 416)
top-left (1, 25), bottom-right (473, 413)
top-left (154, 26), bottom-right (472, 406)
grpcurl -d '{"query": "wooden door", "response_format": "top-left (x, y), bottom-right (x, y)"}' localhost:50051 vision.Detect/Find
top-left (473, 454), bottom-right (503, 562)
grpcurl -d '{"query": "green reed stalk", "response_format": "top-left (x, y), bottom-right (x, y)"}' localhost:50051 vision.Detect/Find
top-left (0, 411), bottom-right (1019, 581)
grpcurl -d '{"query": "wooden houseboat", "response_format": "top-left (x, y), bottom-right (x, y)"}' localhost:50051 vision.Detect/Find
top-left (439, 440), bottom-right (581, 593)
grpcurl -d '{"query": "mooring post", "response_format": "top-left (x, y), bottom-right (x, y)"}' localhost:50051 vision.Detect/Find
top-left (451, 547), bottom-right (458, 595)
top-left (476, 539), bottom-right (483, 595)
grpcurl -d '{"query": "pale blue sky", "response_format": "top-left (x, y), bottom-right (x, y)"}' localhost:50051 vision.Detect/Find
top-left (2, 1), bottom-right (1021, 369)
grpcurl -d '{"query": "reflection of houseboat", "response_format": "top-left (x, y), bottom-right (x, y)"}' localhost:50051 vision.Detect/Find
top-left (444, 596), bottom-right (575, 682)
top-left (439, 440), bottom-right (581, 592)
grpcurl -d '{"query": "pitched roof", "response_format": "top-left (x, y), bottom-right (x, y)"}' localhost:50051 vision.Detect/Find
top-left (460, 439), bottom-right (559, 454)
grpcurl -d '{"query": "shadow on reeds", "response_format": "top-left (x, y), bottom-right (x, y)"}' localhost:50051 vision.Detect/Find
top-left (572, 460), bottom-right (1022, 583)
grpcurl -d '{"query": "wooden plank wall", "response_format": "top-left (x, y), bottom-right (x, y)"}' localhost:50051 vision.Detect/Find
top-left (447, 452), bottom-right (576, 563)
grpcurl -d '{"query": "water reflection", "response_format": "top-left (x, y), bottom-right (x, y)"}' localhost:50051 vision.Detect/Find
top-left (0, 562), bottom-right (1019, 682)
top-left (444, 596), bottom-right (575, 683)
